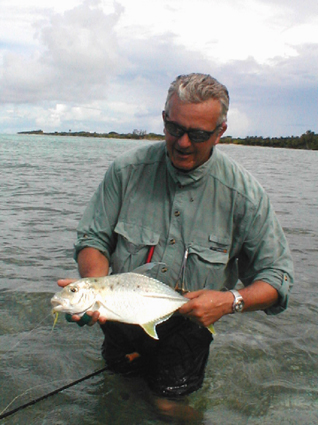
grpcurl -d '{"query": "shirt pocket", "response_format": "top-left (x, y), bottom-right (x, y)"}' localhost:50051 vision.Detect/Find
top-left (207, 234), bottom-right (230, 263)
top-left (111, 221), bottom-right (160, 273)
top-left (187, 234), bottom-right (230, 290)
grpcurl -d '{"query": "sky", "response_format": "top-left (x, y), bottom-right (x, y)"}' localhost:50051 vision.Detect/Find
top-left (0, 0), bottom-right (317, 137)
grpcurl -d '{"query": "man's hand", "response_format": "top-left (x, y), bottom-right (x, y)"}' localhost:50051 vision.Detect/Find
top-left (178, 281), bottom-right (279, 327)
top-left (56, 248), bottom-right (110, 326)
top-left (178, 289), bottom-right (233, 327)
top-left (56, 278), bottom-right (107, 326)
top-left (57, 278), bottom-right (77, 287)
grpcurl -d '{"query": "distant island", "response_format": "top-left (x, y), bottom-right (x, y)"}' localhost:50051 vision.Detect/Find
top-left (18, 129), bottom-right (165, 141)
top-left (17, 129), bottom-right (318, 150)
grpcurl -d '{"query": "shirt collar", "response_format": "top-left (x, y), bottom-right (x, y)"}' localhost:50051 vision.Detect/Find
top-left (165, 146), bottom-right (216, 186)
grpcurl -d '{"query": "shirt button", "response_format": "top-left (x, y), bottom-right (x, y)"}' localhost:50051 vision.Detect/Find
top-left (169, 238), bottom-right (176, 245)
top-left (161, 267), bottom-right (168, 273)
top-left (174, 210), bottom-right (180, 217)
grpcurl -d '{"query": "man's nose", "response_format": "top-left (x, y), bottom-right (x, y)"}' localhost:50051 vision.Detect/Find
top-left (176, 132), bottom-right (192, 149)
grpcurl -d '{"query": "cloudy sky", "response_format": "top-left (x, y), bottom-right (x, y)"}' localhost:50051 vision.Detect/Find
top-left (0, 0), bottom-right (317, 137)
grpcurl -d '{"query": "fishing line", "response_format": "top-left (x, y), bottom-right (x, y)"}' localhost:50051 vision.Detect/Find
top-left (0, 313), bottom-right (54, 360)
top-left (0, 366), bottom-right (109, 420)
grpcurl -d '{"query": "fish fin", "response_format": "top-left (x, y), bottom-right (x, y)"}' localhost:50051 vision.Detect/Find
top-left (140, 321), bottom-right (159, 340)
top-left (132, 262), bottom-right (165, 276)
top-left (142, 292), bottom-right (186, 302)
top-left (207, 323), bottom-right (216, 335)
top-left (95, 301), bottom-right (126, 320)
top-left (141, 314), bottom-right (173, 340)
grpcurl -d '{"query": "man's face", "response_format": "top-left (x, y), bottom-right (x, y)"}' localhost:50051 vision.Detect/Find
top-left (163, 94), bottom-right (227, 172)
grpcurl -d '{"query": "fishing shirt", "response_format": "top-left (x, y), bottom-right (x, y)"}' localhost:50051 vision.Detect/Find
top-left (74, 142), bottom-right (294, 315)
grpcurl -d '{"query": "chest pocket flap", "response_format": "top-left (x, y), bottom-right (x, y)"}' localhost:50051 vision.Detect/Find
top-left (189, 234), bottom-right (230, 264)
top-left (114, 221), bottom-right (160, 254)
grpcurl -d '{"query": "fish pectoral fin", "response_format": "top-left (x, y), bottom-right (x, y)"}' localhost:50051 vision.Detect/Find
top-left (97, 302), bottom-right (123, 320)
top-left (207, 323), bottom-right (216, 335)
top-left (91, 301), bottom-right (102, 312)
top-left (142, 293), bottom-right (186, 302)
top-left (140, 321), bottom-right (159, 340)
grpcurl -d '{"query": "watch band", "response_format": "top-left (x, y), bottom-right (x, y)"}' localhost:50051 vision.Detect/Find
top-left (229, 289), bottom-right (244, 313)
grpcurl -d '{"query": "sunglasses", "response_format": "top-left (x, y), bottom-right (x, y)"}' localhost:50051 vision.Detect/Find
top-left (163, 113), bottom-right (221, 143)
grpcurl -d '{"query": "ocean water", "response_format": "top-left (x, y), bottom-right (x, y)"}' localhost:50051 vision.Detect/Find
top-left (0, 134), bottom-right (317, 424)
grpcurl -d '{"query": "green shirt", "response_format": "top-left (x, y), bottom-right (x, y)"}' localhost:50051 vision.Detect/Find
top-left (75, 142), bottom-right (294, 315)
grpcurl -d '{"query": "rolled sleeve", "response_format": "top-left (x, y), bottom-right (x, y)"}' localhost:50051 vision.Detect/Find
top-left (263, 272), bottom-right (292, 315)
top-left (249, 268), bottom-right (293, 314)
top-left (238, 193), bottom-right (294, 314)
top-left (74, 232), bottom-right (112, 262)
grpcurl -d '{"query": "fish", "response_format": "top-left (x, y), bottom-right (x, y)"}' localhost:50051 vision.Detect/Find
top-left (51, 272), bottom-right (215, 339)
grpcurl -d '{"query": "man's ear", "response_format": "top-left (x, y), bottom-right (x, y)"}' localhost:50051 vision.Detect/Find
top-left (162, 111), bottom-right (166, 135)
top-left (214, 122), bottom-right (227, 146)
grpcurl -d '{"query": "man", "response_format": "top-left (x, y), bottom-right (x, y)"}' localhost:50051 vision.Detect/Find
top-left (59, 73), bottom-right (293, 401)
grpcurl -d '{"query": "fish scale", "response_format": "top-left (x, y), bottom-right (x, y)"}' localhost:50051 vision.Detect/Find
top-left (51, 272), bottom-right (215, 339)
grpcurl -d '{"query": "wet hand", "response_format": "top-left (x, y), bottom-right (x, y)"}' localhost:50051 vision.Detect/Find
top-left (178, 289), bottom-right (233, 327)
top-left (57, 278), bottom-right (77, 287)
top-left (65, 311), bottom-right (105, 326)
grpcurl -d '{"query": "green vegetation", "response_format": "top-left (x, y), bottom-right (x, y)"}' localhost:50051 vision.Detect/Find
top-left (18, 129), bottom-right (318, 150)
top-left (18, 129), bottom-right (165, 140)
top-left (220, 131), bottom-right (318, 150)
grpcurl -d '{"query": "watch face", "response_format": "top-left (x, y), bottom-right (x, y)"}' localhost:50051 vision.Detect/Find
top-left (235, 302), bottom-right (244, 312)
top-left (230, 290), bottom-right (244, 313)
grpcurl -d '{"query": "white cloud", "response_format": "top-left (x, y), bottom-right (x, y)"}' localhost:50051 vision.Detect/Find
top-left (34, 103), bottom-right (102, 129)
top-left (0, 0), bottom-right (317, 136)
top-left (0, 0), bottom-right (125, 103)
top-left (116, 0), bottom-right (318, 64)
top-left (227, 108), bottom-right (250, 138)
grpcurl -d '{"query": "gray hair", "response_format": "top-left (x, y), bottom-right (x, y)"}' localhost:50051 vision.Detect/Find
top-left (164, 73), bottom-right (230, 124)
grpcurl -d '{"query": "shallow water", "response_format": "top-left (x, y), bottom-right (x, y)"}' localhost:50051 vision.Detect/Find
top-left (0, 135), bottom-right (317, 424)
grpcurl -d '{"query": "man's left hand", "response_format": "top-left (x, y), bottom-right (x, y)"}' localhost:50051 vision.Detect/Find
top-left (178, 289), bottom-right (233, 327)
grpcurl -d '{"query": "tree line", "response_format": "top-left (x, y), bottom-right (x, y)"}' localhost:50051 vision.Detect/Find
top-left (18, 129), bottom-right (318, 149)
top-left (220, 130), bottom-right (318, 150)
top-left (18, 129), bottom-right (165, 140)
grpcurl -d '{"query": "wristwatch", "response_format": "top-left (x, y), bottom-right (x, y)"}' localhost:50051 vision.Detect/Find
top-left (229, 289), bottom-right (244, 313)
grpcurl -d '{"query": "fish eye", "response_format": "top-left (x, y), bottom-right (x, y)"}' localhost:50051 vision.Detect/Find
top-left (70, 287), bottom-right (78, 293)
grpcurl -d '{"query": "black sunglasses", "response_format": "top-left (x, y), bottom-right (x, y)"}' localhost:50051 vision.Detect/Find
top-left (163, 113), bottom-right (221, 143)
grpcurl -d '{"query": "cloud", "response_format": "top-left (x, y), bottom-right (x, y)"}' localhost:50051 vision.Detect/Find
top-left (0, 1), bottom-right (214, 134)
top-left (0, 0), bottom-right (317, 136)
top-left (258, 0), bottom-right (318, 22)
top-left (220, 43), bottom-right (318, 136)
top-left (0, 0), bottom-right (125, 103)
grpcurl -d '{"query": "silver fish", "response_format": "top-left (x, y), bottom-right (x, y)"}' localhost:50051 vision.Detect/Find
top-left (51, 272), bottom-right (215, 339)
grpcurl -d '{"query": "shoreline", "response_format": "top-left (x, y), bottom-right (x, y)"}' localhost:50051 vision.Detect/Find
top-left (17, 130), bottom-right (165, 141)
top-left (17, 130), bottom-right (318, 150)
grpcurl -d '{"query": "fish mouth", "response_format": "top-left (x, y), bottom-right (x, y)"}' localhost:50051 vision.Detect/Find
top-left (51, 296), bottom-right (68, 312)
top-left (50, 296), bottom-right (93, 315)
